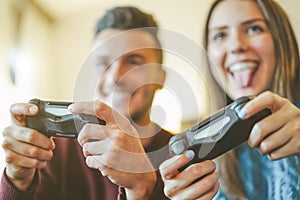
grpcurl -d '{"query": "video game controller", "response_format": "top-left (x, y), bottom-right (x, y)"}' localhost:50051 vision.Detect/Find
top-left (25, 99), bottom-right (106, 138)
top-left (169, 96), bottom-right (271, 171)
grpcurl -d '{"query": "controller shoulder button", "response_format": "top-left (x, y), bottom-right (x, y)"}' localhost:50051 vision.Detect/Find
top-left (231, 96), bottom-right (255, 112)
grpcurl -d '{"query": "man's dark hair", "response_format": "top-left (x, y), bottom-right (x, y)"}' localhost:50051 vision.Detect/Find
top-left (95, 6), bottom-right (163, 63)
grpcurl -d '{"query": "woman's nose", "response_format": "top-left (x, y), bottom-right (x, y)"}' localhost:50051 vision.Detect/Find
top-left (228, 32), bottom-right (248, 54)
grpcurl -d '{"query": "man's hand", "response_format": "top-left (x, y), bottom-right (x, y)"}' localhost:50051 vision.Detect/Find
top-left (2, 103), bottom-right (55, 191)
top-left (71, 100), bottom-right (157, 199)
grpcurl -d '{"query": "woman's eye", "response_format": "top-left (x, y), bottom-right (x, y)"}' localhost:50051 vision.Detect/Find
top-left (247, 25), bottom-right (264, 34)
top-left (213, 32), bottom-right (226, 42)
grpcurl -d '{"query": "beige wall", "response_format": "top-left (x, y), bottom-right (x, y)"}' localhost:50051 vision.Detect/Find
top-left (1, 1), bottom-right (55, 99)
top-left (0, 0), bottom-right (56, 173)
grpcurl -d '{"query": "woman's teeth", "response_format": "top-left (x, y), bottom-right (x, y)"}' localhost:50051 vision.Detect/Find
top-left (229, 62), bottom-right (257, 73)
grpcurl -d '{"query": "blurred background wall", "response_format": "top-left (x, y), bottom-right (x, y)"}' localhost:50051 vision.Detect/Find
top-left (0, 0), bottom-right (299, 175)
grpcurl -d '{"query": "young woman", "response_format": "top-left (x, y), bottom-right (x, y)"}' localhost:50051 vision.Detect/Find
top-left (159, 0), bottom-right (300, 199)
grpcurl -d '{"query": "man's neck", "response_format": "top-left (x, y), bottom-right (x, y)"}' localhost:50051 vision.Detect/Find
top-left (132, 117), bottom-right (157, 148)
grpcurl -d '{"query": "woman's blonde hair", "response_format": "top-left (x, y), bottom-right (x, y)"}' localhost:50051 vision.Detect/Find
top-left (203, 0), bottom-right (300, 199)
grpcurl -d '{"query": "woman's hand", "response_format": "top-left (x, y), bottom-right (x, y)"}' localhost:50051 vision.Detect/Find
top-left (159, 150), bottom-right (219, 200)
top-left (240, 91), bottom-right (300, 160)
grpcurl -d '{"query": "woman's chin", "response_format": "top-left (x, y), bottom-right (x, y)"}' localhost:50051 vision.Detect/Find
top-left (227, 88), bottom-right (256, 100)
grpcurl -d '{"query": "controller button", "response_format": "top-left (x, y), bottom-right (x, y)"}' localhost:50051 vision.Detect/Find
top-left (211, 133), bottom-right (221, 140)
top-left (170, 139), bottom-right (186, 155)
top-left (53, 116), bottom-right (62, 122)
top-left (231, 96), bottom-right (249, 109)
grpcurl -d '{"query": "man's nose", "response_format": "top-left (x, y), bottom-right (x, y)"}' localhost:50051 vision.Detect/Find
top-left (107, 60), bottom-right (124, 84)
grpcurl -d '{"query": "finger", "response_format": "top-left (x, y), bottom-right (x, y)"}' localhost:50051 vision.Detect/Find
top-left (9, 126), bottom-right (55, 150)
top-left (248, 103), bottom-right (293, 147)
top-left (159, 150), bottom-right (195, 180)
top-left (77, 123), bottom-right (105, 146)
top-left (175, 160), bottom-right (216, 189)
top-left (256, 126), bottom-right (290, 155)
top-left (10, 103), bottom-right (38, 126)
top-left (85, 155), bottom-right (114, 178)
top-left (264, 119), bottom-right (300, 159)
top-left (169, 171), bottom-right (219, 200)
top-left (196, 179), bottom-right (220, 200)
top-left (2, 137), bottom-right (53, 161)
top-left (184, 171), bottom-right (219, 200)
top-left (248, 115), bottom-right (281, 148)
top-left (268, 137), bottom-right (298, 160)
top-left (239, 91), bottom-right (286, 119)
top-left (5, 150), bottom-right (48, 169)
top-left (69, 100), bottom-right (129, 126)
top-left (85, 155), bottom-right (104, 170)
top-left (82, 140), bottom-right (108, 157)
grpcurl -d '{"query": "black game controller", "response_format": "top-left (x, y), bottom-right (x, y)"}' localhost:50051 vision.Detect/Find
top-left (25, 99), bottom-right (106, 138)
top-left (169, 96), bottom-right (271, 171)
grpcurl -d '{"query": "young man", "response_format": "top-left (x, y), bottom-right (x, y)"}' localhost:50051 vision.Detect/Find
top-left (0, 6), bottom-right (172, 199)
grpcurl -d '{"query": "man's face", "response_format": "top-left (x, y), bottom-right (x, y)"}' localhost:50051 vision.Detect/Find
top-left (91, 29), bottom-right (164, 121)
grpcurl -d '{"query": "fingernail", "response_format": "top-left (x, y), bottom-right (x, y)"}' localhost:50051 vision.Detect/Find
top-left (68, 104), bottom-right (73, 111)
top-left (238, 108), bottom-right (248, 119)
top-left (185, 150), bottom-right (195, 159)
top-left (267, 154), bottom-right (273, 160)
top-left (249, 126), bottom-right (260, 146)
top-left (165, 175), bottom-right (172, 180)
top-left (29, 106), bottom-right (37, 113)
top-left (48, 138), bottom-right (56, 150)
top-left (83, 145), bottom-right (91, 157)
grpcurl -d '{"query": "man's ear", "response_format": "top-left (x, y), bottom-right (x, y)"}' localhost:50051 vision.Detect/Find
top-left (157, 69), bottom-right (166, 89)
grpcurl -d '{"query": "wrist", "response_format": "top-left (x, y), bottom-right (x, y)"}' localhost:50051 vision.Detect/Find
top-left (5, 167), bottom-right (36, 191)
top-left (125, 171), bottom-right (157, 200)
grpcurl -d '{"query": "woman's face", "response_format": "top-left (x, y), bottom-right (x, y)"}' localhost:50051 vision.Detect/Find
top-left (207, 0), bottom-right (276, 99)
